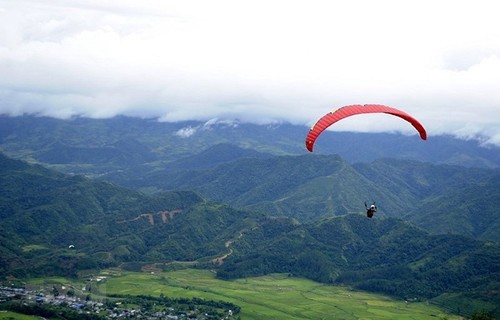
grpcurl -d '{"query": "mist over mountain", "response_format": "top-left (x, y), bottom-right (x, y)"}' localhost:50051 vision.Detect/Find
top-left (1, 116), bottom-right (499, 176)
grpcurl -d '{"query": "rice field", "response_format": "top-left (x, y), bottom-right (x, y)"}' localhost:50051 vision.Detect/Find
top-left (96, 269), bottom-right (463, 320)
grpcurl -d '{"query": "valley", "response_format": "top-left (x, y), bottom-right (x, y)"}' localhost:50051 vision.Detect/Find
top-left (1, 116), bottom-right (499, 319)
top-left (3, 269), bottom-right (464, 320)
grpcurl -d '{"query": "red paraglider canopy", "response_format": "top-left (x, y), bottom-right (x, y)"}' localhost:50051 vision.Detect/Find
top-left (305, 104), bottom-right (427, 152)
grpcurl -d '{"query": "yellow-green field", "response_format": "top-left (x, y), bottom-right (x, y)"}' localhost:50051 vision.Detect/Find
top-left (93, 269), bottom-right (462, 320)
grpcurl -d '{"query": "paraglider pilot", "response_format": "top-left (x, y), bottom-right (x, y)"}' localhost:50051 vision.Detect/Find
top-left (365, 202), bottom-right (377, 218)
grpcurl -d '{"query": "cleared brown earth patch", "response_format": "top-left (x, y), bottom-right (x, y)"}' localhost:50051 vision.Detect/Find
top-left (117, 209), bottom-right (183, 225)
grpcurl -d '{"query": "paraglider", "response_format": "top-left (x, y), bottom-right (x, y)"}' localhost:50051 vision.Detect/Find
top-left (305, 104), bottom-right (427, 152)
top-left (365, 202), bottom-right (377, 218)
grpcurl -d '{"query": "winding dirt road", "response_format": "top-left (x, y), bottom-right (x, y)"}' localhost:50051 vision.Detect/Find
top-left (211, 231), bottom-right (245, 266)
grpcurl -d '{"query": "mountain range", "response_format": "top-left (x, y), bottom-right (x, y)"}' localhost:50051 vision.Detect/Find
top-left (98, 146), bottom-right (500, 242)
top-left (1, 115), bottom-right (499, 317)
top-left (1, 115), bottom-right (499, 174)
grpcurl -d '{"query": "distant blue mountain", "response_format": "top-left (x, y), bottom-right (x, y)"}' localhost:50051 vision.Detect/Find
top-left (1, 116), bottom-right (499, 173)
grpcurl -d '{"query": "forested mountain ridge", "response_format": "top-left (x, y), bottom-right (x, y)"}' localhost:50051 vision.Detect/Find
top-left (353, 159), bottom-right (500, 240)
top-left (1, 116), bottom-right (499, 177)
top-left (2, 116), bottom-right (498, 241)
top-left (1, 115), bottom-right (500, 317)
top-left (218, 214), bottom-right (499, 312)
top-left (1, 153), bottom-right (499, 317)
top-left (0, 152), bottom-right (217, 276)
top-left (107, 151), bottom-right (500, 241)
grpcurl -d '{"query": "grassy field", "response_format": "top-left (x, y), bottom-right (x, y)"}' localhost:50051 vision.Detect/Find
top-left (94, 269), bottom-right (463, 320)
top-left (0, 311), bottom-right (39, 320)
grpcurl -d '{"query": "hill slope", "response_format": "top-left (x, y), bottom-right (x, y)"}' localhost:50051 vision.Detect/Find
top-left (111, 151), bottom-right (500, 241)
top-left (1, 116), bottom-right (499, 177)
top-left (353, 159), bottom-right (500, 241)
top-left (218, 214), bottom-right (500, 316)
top-left (1, 153), bottom-right (498, 317)
top-left (0, 152), bottom-right (224, 276)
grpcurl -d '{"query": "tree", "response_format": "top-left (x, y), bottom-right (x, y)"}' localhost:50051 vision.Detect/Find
top-left (52, 286), bottom-right (59, 297)
top-left (470, 309), bottom-right (495, 320)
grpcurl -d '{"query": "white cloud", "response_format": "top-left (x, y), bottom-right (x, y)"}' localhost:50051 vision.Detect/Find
top-left (1, 0), bottom-right (500, 144)
top-left (174, 126), bottom-right (198, 138)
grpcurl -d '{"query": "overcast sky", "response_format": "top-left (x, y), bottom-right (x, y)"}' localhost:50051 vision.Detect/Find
top-left (1, 0), bottom-right (499, 145)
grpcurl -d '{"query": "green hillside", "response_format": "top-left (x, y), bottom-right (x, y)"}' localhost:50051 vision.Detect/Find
top-left (117, 155), bottom-right (402, 217)
top-left (1, 153), bottom-right (498, 317)
top-left (119, 153), bottom-right (499, 241)
top-left (2, 116), bottom-right (499, 242)
top-left (218, 214), bottom-right (500, 316)
top-left (0, 152), bottom-right (212, 276)
top-left (2, 116), bottom-right (500, 176)
top-left (407, 177), bottom-right (500, 241)
top-left (354, 159), bottom-right (500, 241)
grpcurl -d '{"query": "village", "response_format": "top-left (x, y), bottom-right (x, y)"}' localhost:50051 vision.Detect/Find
top-left (0, 282), bottom-right (236, 320)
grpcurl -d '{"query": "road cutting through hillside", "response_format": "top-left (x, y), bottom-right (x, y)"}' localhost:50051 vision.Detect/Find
top-left (212, 230), bottom-right (246, 266)
top-left (138, 229), bottom-right (249, 273)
